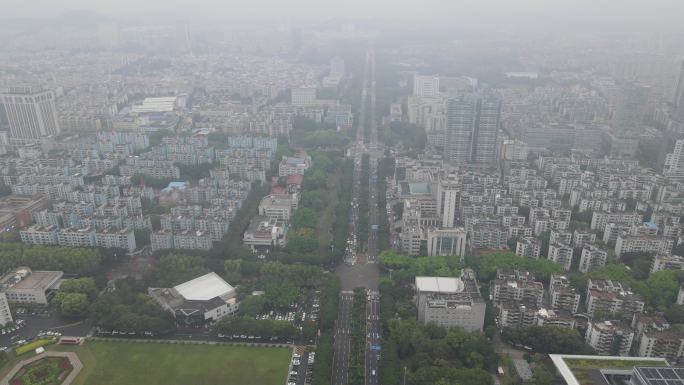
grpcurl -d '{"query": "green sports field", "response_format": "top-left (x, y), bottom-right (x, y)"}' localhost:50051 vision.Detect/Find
top-left (53, 341), bottom-right (291, 385)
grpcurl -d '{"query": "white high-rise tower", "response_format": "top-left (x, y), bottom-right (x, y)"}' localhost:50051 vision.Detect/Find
top-left (437, 174), bottom-right (459, 228)
top-left (413, 75), bottom-right (440, 98)
top-left (0, 87), bottom-right (60, 140)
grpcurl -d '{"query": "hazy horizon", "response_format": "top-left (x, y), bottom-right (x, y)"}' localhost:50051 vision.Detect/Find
top-left (2, 0), bottom-right (684, 36)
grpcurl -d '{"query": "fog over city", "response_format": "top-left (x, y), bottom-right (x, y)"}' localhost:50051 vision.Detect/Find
top-left (3, 0), bottom-right (684, 32)
top-left (1, 1), bottom-right (684, 385)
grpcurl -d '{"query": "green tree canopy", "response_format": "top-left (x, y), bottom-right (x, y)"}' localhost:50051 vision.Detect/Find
top-left (264, 281), bottom-right (299, 308)
top-left (147, 254), bottom-right (206, 287)
top-left (466, 251), bottom-right (563, 282)
top-left (55, 292), bottom-right (90, 317)
top-left (502, 325), bottom-right (595, 355)
top-left (59, 277), bottom-right (98, 301)
top-left (291, 207), bottom-right (319, 229)
top-left (238, 295), bottom-right (268, 317)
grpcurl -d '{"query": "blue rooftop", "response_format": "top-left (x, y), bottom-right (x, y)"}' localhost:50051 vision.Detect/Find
top-left (286, 157), bottom-right (306, 165)
top-left (408, 182), bottom-right (430, 195)
top-left (163, 181), bottom-right (188, 192)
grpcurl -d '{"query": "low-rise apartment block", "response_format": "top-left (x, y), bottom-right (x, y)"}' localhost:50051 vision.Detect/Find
top-left (638, 331), bottom-right (684, 360)
top-left (549, 275), bottom-right (581, 313)
top-left (151, 229), bottom-right (212, 251)
top-left (585, 320), bottom-right (635, 356)
top-left (591, 212), bottom-right (643, 231)
top-left (548, 243), bottom-right (574, 271)
top-left (650, 254), bottom-right (684, 273)
top-left (492, 269), bottom-right (544, 308)
top-left (585, 279), bottom-right (645, 317)
top-left (615, 234), bottom-right (674, 258)
top-left (516, 237), bottom-right (542, 259)
top-left (20, 225), bottom-right (59, 245)
top-left (573, 229), bottom-right (597, 248)
top-left (579, 244), bottom-right (608, 273)
top-left (22, 225), bottom-right (136, 251)
top-left (499, 302), bottom-right (539, 328)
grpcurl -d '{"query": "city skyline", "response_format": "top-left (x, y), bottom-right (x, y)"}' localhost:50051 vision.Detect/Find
top-left (2, 2), bottom-right (684, 385)
top-left (2, 0), bottom-right (684, 35)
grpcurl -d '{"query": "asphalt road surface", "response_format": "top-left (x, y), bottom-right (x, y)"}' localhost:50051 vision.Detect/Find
top-left (332, 291), bottom-right (354, 385)
top-left (333, 49), bottom-right (382, 385)
top-left (365, 291), bottom-right (380, 385)
top-left (0, 314), bottom-right (92, 349)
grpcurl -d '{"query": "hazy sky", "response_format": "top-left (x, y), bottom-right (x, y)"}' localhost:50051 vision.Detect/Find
top-left (2, 0), bottom-right (684, 34)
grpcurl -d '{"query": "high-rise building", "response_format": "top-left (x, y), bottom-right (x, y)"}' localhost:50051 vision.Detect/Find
top-left (664, 139), bottom-right (684, 180)
top-left (426, 227), bottom-right (466, 258)
top-left (291, 88), bottom-right (317, 107)
top-left (613, 82), bottom-right (649, 136)
top-left (0, 292), bottom-right (12, 327)
top-left (673, 60), bottom-right (684, 115)
top-left (413, 75), bottom-right (440, 98)
top-left (436, 175), bottom-right (458, 227)
top-left (445, 98), bottom-right (475, 162)
top-left (471, 98), bottom-right (501, 163)
top-left (0, 87), bottom-right (60, 140)
top-left (445, 95), bottom-right (501, 163)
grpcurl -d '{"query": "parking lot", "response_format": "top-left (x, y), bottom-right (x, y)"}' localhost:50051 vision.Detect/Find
top-left (287, 346), bottom-right (314, 385)
top-left (253, 290), bottom-right (321, 344)
top-left (0, 313), bottom-right (92, 351)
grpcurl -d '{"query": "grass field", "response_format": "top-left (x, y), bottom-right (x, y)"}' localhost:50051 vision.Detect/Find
top-left (51, 341), bottom-right (291, 385)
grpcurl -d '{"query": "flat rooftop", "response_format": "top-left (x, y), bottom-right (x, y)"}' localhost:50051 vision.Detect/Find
top-left (633, 367), bottom-right (684, 385)
top-left (0, 194), bottom-right (46, 213)
top-left (416, 276), bottom-right (464, 293)
top-left (173, 272), bottom-right (235, 301)
top-left (407, 182), bottom-right (430, 195)
top-left (246, 216), bottom-right (280, 235)
top-left (549, 354), bottom-right (668, 385)
top-left (284, 157), bottom-right (306, 165)
top-left (1, 270), bottom-right (62, 290)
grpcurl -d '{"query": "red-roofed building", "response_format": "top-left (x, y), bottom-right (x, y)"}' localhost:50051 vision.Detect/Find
top-left (287, 174), bottom-right (304, 193)
top-left (270, 186), bottom-right (288, 195)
